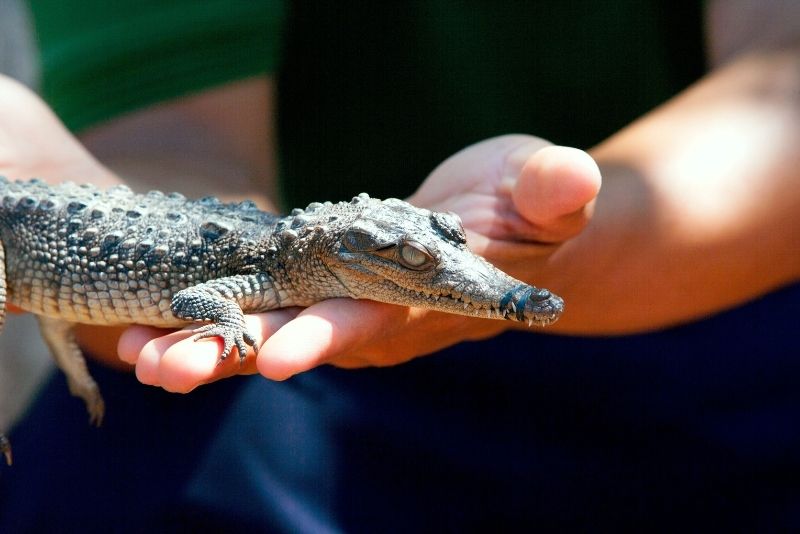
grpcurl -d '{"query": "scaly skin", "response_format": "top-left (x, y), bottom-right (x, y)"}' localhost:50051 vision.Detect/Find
top-left (0, 178), bottom-right (563, 464)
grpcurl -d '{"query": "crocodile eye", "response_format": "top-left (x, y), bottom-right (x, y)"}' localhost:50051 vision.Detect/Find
top-left (399, 241), bottom-right (433, 270)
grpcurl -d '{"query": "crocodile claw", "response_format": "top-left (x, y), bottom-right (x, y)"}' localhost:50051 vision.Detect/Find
top-left (192, 323), bottom-right (258, 365)
top-left (85, 387), bottom-right (106, 427)
top-left (1, 435), bottom-right (12, 466)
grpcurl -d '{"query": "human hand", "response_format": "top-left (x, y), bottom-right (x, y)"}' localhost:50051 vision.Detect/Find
top-left (118, 135), bottom-right (600, 391)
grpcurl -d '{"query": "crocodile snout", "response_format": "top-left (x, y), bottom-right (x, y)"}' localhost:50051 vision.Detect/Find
top-left (499, 284), bottom-right (563, 325)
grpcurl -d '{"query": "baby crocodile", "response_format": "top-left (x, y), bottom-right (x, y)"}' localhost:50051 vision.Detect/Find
top-left (0, 178), bottom-right (563, 464)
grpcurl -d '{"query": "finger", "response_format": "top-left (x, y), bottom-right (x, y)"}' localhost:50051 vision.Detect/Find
top-left (511, 145), bottom-right (601, 242)
top-left (410, 134), bottom-right (551, 205)
top-left (117, 325), bottom-right (176, 364)
top-left (133, 328), bottom-right (197, 389)
top-left (154, 326), bottom-right (257, 393)
top-left (127, 309), bottom-right (299, 391)
top-left (257, 299), bottom-right (405, 380)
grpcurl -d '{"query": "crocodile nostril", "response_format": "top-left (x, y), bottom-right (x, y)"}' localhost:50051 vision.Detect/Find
top-left (530, 288), bottom-right (551, 302)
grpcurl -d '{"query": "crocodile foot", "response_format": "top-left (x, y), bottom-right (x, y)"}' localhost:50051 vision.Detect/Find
top-left (192, 322), bottom-right (259, 365)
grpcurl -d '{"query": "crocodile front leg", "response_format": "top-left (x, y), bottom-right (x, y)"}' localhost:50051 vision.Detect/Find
top-left (171, 274), bottom-right (278, 364)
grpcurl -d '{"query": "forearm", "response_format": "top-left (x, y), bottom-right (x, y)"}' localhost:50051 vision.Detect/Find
top-left (78, 76), bottom-right (280, 212)
top-left (544, 46), bottom-right (800, 334)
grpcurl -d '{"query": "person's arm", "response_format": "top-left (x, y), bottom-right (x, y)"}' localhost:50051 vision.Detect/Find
top-left (541, 45), bottom-right (800, 333)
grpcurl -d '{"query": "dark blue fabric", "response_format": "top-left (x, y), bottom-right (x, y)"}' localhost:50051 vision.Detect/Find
top-left (1, 283), bottom-right (798, 532)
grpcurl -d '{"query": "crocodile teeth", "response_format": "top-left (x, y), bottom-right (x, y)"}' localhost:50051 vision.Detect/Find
top-left (528, 319), bottom-right (533, 327)
top-left (510, 302), bottom-right (517, 313)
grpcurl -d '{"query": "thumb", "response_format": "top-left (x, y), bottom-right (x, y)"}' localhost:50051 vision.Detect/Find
top-left (510, 145), bottom-right (601, 242)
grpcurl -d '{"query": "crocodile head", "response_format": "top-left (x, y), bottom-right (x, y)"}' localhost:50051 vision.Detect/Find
top-left (322, 195), bottom-right (563, 326)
